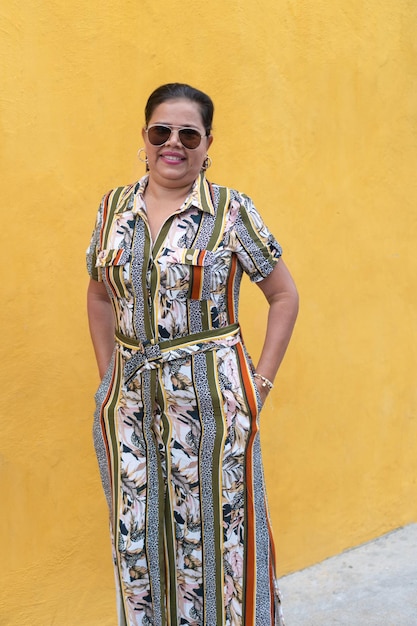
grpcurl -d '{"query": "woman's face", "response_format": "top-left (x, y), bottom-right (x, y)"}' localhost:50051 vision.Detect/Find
top-left (142, 98), bottom-right (213, 189)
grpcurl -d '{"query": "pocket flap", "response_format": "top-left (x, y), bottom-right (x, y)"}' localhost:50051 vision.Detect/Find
top-left (162, 247), bottom-right (214, 266)
top-left (95, 247), bottom-right (131, 267)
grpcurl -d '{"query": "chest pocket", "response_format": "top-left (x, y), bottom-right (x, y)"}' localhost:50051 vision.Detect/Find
top-left (96, 247), bottom-right (131, 299)
top-left (160, 247), bottom-right (215, 301)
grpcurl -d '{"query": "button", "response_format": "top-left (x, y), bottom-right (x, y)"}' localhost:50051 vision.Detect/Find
top-left (186, 253), bottom-right (193, 260)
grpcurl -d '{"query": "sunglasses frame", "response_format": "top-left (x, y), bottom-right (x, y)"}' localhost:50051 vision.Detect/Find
top-left (145, 124), bottom-right (208, 150)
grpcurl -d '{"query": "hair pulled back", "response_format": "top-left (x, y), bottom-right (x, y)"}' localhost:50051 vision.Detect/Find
top-left (145, 83), bottom-right (214, 135)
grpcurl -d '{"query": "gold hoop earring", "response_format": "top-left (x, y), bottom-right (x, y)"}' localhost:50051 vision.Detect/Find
top-left (137, 147), bottom-right (149, 171)
top-left (201, 155), bottom-right (212, 171)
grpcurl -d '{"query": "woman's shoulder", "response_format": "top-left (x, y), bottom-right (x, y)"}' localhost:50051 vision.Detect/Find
top-left (97, 177), bottom-right (148, 218)
top-left (101, 176), bottom-right (146, 204)
top-left (207, 179), bottom-right (252, 207)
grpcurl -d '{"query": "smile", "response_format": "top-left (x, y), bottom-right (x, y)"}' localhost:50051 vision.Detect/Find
top-left (160, 153), bottom-right (185, 164)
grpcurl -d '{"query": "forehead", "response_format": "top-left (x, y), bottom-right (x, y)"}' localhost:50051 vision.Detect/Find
top-left (148, 98), bottom-right (204, 128)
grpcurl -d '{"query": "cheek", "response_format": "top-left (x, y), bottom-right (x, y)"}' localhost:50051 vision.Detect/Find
top-left (145, 145), bottom-right (158, 162)
top-left (191, 155), bottom-right (205, 171)
top-left (195, 147), bottom-right (208, 164)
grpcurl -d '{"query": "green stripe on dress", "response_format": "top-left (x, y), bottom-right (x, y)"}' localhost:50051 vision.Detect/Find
top-left (198, 175), bottom-right (215, 215)
top-left (207, 185), bottom-right (230, 251)
top-left (101, 186), bottom-right (125, 248)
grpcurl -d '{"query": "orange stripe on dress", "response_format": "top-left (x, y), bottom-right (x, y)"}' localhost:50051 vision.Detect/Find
top-left (235, 341), bottom-right (258, 624)
top-left (197, 249), bottom-right (206, 265)
top-left (267, 509), bottom-right (277, 570)
top-left (190, 265), bottom-right (203, 300)
top-left (114, 248), bottom-right (123, 264)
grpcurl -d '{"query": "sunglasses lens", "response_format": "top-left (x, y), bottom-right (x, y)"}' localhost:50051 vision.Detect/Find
top-left (147, 125), bottom-right (203, 149)
top-left (178, 128), bottom-right (202, 149)
top-left (147, 125), bottom-right (171, 145)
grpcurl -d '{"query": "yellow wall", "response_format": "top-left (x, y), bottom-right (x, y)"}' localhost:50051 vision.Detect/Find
top-left (1, 1), bottom-right (417, 624)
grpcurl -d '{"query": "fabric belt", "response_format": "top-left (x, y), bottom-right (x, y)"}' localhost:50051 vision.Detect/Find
top-left (115, 323), bottom-right (241, 379)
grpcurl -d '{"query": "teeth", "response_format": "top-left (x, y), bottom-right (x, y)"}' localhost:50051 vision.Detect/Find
top-left (163, 155), bottom-right (183, 162)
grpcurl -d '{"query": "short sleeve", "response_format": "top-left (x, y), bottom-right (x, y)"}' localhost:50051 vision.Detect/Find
top-left (86, 195), bottom-right (105, 281)
top-left (233, 194), bottom-right (283, 282)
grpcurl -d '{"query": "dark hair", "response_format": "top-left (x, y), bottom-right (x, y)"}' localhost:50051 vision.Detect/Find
top-left (145, 83), bottom-right (214, 134)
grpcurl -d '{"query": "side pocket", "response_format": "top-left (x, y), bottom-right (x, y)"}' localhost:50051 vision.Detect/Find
top-left (94, 351), bottom-right (115, 404)
top-left (243, 345), bottom-right (264, 415)
top-left (92, 352), bottom-right (115, 511)
top-left (95, 248), bottom-right (130, 267)
top-left (252, 378), bottom-right (264, 414)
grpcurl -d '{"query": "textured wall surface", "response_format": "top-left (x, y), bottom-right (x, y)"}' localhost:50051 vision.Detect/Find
top-left (1, 1), bottom-right (417, 624)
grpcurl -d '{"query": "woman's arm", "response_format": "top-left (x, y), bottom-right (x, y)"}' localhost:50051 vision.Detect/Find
top-left (87, 278), bottom-right (115, 378)
top-left (254, 259), bottom-right (299, 404)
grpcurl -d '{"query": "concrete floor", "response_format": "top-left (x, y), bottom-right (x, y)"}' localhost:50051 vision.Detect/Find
top-left (278, 524), bottom-right (417, 625)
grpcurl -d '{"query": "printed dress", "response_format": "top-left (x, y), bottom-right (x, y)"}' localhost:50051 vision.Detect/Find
top-left (87, 173), bottom-right (285, 626)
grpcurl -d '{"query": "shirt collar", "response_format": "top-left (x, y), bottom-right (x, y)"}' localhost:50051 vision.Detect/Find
top-left (127, 173), bottom-right (215, 216)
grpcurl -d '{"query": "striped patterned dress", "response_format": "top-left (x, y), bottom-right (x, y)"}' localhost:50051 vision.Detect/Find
top-left (87, 173), bottom-right (285, 626)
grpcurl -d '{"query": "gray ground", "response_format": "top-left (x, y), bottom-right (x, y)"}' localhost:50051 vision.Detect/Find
top-left (279, 524), bottom-right (417, 625)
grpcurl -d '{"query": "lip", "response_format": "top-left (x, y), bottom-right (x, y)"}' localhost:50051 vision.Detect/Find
top-left (159, 151), bottom-right (186, 165)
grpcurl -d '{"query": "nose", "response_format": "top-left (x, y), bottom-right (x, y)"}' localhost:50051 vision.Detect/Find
top-left (165, 128), bottom-right (182, 147)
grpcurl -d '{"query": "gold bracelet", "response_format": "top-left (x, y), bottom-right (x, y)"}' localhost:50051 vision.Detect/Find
top-left (253, 372), bottom-right (274, 390)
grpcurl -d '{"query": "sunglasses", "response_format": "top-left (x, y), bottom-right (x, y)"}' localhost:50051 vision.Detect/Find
top-left (145, 124), bottom-right (208, 150)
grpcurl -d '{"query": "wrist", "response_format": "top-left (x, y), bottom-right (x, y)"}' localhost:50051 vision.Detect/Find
top-left (253, 372), bottom-right (274, 391)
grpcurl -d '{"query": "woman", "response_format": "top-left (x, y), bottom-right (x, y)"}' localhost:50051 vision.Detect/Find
top-left (87, 83), bottom-right (298, 626)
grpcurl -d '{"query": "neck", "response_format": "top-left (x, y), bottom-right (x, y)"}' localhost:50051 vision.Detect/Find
top-left (145, 176), bottom-right (195, 203)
